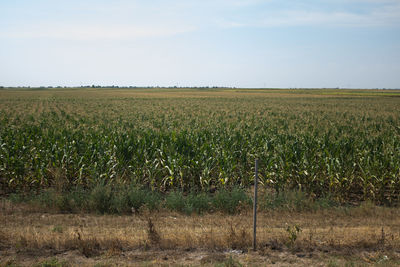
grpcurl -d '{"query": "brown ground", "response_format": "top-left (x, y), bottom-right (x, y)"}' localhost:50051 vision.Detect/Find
top-left (1, 200), bottom-right (400, 266)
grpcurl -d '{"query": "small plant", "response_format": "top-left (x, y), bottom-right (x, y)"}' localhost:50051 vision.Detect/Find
top-left (51, 225), bottom-right (63, 233)
top-left (215, 256), bottom-right (243, 267)
top-left (146, 217), bottom-right (161, 245)
top-left (327, 259), bottom-right (339, 267)
top-left (127, 187), bottom-right (150, 211)
top-left (139, 206), bottom-right (161, 246)
top-left (74, 231), bottom-right (100, 258)
top-left (225, 222), bottom-right (250, 250)
top-left (286, 224), bottom-right (302, 246)
top-left (34, 257), bottom-right (69, 267)
top-left (54, 194), bottom-right (72, 213)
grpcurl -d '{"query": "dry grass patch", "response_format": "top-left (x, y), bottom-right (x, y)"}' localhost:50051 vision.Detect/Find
top-left (1, 201), bottom-right (400, 266)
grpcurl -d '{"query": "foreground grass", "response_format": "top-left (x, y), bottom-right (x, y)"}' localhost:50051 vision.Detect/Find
top-left (1, 200), bottom-right (400, 266)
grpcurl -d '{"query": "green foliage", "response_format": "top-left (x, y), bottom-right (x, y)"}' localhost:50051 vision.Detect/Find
top-left (33, 189), bottom-right (57, 208)
top-left (34, 258), bottom-right (69, 267)
top-left (51, 225), bottom-right (64, 233)
top-left (260, 190), bottom-right (337, 212)
top-left (127, 187), bottom-right (150, 211)
top-left (213, 188), bottom-right (251, 214)
top-left (215, 256), bottom-right (243, 267)
top-left (186, 192), bottom-right (213, 214)
top-left (86, 184), bottom-right (162, 214)
top-left (89, 184), bottom-right (113, 214)
top-left (165, 191), bottom-right (186, 212)
top-left (8, 186), bottom-right (251, 214)
top-left (165, 191), bottom-right (213, 214)
top-left (1, 89), bottom-right (400, 204)
top-left (327, 259), bottom-right (339, 267)
top-left (286, 224), bottom-right (302, 246)
top-left (109, 186), bottom-right (161, 214)
top-left (142, 190), bottom-right (162, 211)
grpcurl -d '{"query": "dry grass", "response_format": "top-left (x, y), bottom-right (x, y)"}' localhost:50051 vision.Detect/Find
top-left (1, 200), bottom-right (400, 266)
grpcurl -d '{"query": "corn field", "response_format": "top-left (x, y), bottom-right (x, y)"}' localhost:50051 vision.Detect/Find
top-left (1, 88), bottom-right (399, 203)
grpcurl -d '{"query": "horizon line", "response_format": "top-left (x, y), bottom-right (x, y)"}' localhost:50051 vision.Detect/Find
top-left (1, 85), bottom-right (400, 90)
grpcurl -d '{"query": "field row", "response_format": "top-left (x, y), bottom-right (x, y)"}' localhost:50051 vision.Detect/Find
top-left (1, 89), bottom-right (399, 203)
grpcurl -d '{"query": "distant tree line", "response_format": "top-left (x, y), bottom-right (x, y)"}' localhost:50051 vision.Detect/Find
top-left (0, 85), bottom-right (238, 89)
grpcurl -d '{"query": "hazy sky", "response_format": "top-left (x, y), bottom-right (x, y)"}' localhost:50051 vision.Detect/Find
top-left (1, 0), bottom-right (400, 88)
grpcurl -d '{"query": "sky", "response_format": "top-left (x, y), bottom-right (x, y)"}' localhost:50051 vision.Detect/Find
top-left (1, 0), bottom-right (400, 88)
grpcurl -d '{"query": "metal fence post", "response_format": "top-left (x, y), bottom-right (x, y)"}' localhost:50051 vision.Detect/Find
top-left (253, 158), bottom-right (259, 251)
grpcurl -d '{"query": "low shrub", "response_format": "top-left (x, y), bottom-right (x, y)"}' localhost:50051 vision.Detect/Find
top-left (6, 186), bottom-right (340, 214)
top-left (212, 188), bottom-right (251, 214)
top-left (165, 191), bottom-right (185, 212)
top-left (260, 190), bottom-right (337, 212)
top-left (88, 184), bottom-right (113, 214)
top-left (186, 192), bottom-right (212, 214)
